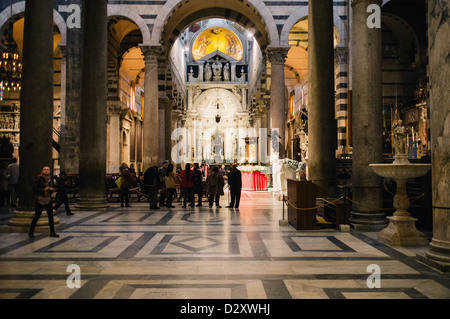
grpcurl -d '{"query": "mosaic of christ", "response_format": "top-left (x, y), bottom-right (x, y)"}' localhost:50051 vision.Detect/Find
top-left (192, 27), bottom-right (244, 62)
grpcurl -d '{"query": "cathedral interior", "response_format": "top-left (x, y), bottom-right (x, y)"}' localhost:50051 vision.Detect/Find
top-left (0, 0), bottom-right (449, 304)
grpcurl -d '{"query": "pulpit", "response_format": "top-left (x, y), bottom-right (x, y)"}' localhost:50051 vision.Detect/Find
top-left (287, 179), bottom-right (327, 230)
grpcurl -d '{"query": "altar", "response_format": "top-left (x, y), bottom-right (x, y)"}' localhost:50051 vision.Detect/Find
top-left (238, 166), bottom-right (268, 191)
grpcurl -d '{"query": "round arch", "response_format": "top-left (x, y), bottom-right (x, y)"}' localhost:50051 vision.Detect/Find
top-left (280, 7), bottom-right (347, 47)
top-left (0, 1), bottom-right (67, 45)
top-left (150, 0), bottom-right (279, 51)
top-left (382, 12), bottom-right (420, 57)
top-left (107, 4), bottom-right (151, 44)
top-left (192, 88), bottom-right (243, 113)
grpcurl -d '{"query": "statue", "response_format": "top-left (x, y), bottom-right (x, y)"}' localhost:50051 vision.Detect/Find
top-left (205, 63), bottom-right (212, 82)
top-left (393, 119), bottom-right (411, 164)
top-left (223, 63), bottom-right (230, 81)
top-left (393, 120), bottom-right (406, 155)
top-left (212, 57), bottom-right (222, 80)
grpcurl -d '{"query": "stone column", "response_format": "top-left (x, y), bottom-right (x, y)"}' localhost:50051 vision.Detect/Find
top-left (141, 45), bottom-right (163, 169)
top-left (75, 0), bottom-right (109, 210)
top-left (335, 46), bottom-right (350, 158)
top-left (60, 0), bottom-right (82, 174)
top-left (107, 103), bottom-right (122, 174)
top-left (267, 46), bottom-right (290, 159)
top-left (8, 0), bottom-right (61, 231)
top-left (349, 0), bottom-right (386, 231)
top-left (307, 0), bottom-right (337, 196)
top-left (420, 0), bottom-right (450, 270)
top-left (159, 98), bottom-right (167, 163)
top-left (165, 100), bottom-right (173, 162)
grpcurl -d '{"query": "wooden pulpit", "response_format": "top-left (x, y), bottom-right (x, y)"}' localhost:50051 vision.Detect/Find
top-left (287, 179), bottom-right (328, 230)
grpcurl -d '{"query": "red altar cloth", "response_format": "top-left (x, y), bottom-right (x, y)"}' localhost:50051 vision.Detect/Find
top-left (241, 171), bottom-right (268, 191)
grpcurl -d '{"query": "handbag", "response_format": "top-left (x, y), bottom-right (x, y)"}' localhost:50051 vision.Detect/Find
top-left (115, 176), bottom-right (123, 188)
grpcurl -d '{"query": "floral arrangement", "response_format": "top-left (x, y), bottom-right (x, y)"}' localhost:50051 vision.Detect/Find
top-left (237, 165), bottom-right (269, 173)
top-left (280, 158), bottom-right (306, 171)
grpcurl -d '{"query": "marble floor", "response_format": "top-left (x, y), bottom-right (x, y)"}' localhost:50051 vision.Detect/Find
top-left (0, 191), bottom-right (449, 301)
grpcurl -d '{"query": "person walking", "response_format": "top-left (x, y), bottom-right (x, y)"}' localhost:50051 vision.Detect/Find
top-left (193, 163), bottom-right (203, 207)
top-left (158, 160), bottom-right (169, 207)
top-left (0, 161), bottom-right (10, 207)
top-left (226, 164), bottom-right (242, 209)
top-left (144, 165), bottom-right (161, 209)
top-left (164, 163), bottom-right (177, 208)
top-left (53, 171), bottom-right (74, 215)
top-left (29, 166), bottom-right (59, 238)
top-left (206, 166), bottom-right (224, 208)
top-left (180, 163), bottom-right (195, 208)
top-left (7, 158), bottom-right (19, 207)
top-left (119, 163), bottom-right (133, 207)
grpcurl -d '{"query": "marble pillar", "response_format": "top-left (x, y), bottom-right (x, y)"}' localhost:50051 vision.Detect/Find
top-left (307, 0), bottom-right (337, 196)
top-left (60, 0), bottom-right (82, 174)
top-left (420, 0), bottom-right (450, 270)
top-left (267, 47), bottom-right (290, 159)
top-left (107, 103), bottom-right (122, 174)
top-left (165, 100), bottom-right (173, 162)
top-left (75, 0), bottom-right (109, 210)
top-left (8, 0), bottom-right (61, 231)
top-left (349, 0), bottom-right (387, 231)
top-left (141, 45), bottom-right (162, 169)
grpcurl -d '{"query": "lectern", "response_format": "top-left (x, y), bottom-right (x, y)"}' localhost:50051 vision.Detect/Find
top-left (287, 179), bottom-right (327, 230)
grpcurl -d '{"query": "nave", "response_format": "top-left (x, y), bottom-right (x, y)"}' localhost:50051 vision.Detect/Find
top-left (0, 191), bottom-right (449, 300)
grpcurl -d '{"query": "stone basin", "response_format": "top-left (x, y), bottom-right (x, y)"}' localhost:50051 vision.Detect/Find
top-left (369, 162), bottom-right (431, 246)
top-left (369, 164), bottom-right (431, 179)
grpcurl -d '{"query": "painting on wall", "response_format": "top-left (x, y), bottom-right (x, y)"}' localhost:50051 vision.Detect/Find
top-left (192, 27), bottom-right (244, 62)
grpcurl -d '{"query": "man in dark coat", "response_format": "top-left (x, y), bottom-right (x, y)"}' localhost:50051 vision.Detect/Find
top-left (206, 166), bottom-right (224, 208)
top-left (144, 166), bottom-right (161, 209)
top-left (193, 163), bottom-right (203, 207)
top-left (53, 171), bottom-right (74, 215)
top-left (226, 163), bottom-right (242, 209)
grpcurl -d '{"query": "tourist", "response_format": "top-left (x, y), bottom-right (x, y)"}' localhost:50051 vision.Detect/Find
top-left (164, 163), bottom-right (177, 208)
top-left (0, 161), bottom-right (10, 207)
top-left (53, 171), bottom-right (74, 215)
top-left (144, 165), bottom-right (161, 209)
top-left (158, 160), bottom-right (169, 207)
top-left (119, 163), bottom-right (133, 207)
top-left (226, 164), bottom-right (242, 209)
top-left (180, 163), bottom-right (195, 208)
top-left (193, 163), bottom-right (203, 207)
top-left (219, 165), bottom-right (226, 176)
top-left (29, 166), bottom-right (59, 238)
top-left (7, 158), bottom-right (19, 207)
top-left (206, 166), bottom-right (224, 208)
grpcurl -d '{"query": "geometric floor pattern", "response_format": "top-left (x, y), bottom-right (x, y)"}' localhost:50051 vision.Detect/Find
top-left (0, 191), bottom-right (449, 301)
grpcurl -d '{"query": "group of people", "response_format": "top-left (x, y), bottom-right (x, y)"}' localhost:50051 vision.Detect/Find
top-left (138, 161), bottom-right (243, 210)
top-left (28, 161), bottom-right (244, 238)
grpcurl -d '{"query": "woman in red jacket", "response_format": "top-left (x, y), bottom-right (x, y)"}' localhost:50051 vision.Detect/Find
top-left (180, 163), bottom-right (195, 208)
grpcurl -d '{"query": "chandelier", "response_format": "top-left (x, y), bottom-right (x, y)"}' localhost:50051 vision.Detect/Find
top-left (0, 22), bottom-right (22, 94)
top-left (215, 102), bottom-right (221, 123)
top-left (0, 0), bottom-right (22, 97)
